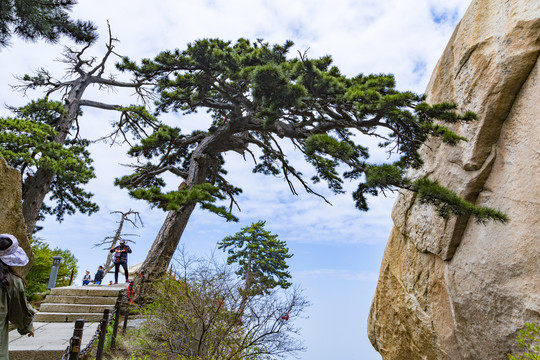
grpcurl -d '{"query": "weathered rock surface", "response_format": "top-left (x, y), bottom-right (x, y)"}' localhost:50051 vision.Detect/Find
top-left (368, 0), bottom-right (540, 359)
top-left (0, 156), bottom-right (33, 275)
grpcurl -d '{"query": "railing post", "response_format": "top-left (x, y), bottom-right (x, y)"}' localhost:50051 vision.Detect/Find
top-left (110, 295), bottom-right (121, 349)
top-left (122, 295), bottom-right (129, 334)
top-left (68, 319), bottom-right (85, 360)
top-left (95, 309), bottom-right (109, 360)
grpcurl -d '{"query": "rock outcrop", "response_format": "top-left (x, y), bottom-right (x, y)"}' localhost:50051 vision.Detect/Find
top-left (368, 0), bottom-right (540, 359)
top-left (0, 156), bottom-right (33, 276)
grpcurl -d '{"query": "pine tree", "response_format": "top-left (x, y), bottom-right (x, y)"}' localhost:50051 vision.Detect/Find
top-left (218, 221), bottom-right (292, 313)
top-left (12, 28), bottom-right (156, 233)
top-left (114, 38), bottom-right (507, 301)
top-left (0, 0), bottom-right (96, 48)
top-left (0, 99), bottom-right (97, 229)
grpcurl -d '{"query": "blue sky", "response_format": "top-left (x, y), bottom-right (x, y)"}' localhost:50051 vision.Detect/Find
top-left (0, 1), bottom-right (471, 358)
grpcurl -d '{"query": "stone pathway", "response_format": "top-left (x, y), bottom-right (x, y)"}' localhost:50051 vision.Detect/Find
top-left (9, 321), bottom-right (99, 360)
top-left (9, 283), bottom-right (129, 359)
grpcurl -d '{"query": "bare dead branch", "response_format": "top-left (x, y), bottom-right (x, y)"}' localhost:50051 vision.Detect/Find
top-left (78, 99), bottom-right (122, 110)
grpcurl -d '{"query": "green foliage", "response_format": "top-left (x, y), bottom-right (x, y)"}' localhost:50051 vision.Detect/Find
top-left (118, 181), bottom-right (238, 222)
top-left (0, 0), bottom-right (97, 47)
top-left (85, 322), bottom-right (124, 360)
top-left (218, 221), bottom-right (292, 297)
top-left (113, 105), bottom-right (160, 141)
top-left (414, 178), bottom-right (508, 223)
top-left (350, 165), bottom-right (508, 223)
top-left (115, 124), bottom-right (241, 221)
top-left (351, 164), bottom-right (407, 211)
top-left (26, 239), bottom-right (78, 297)
top-left (128, 354), bottom-right (149, 360)
top-left (124, 353), bottom-right (150, 360)
top-left (104, 323), bottom-right (115, 353)
top-left (508, 323), bottom-right (540, 360)
top-left (116, 37), bottom-right (504, 224)
top-left (0, 99), bottom-right (98, 223)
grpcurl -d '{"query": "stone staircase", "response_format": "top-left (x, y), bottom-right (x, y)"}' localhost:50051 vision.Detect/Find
top-left (34, 283), bottom-right (128, 322)
top-left (9, 283), bottom-right (130, 359)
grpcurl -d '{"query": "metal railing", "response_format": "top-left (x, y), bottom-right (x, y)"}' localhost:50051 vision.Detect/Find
top-left (61, 290), bottom-right (131, 360)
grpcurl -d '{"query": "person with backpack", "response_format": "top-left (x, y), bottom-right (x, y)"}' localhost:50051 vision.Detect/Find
top-left (0, 234), bottom-right (34, 358)
top-left (109, 239), bottom-right (132, 284)
top-left (93, 265), bottom-right (105, 285)
top-left (82, 270), bottom-right (91, 285)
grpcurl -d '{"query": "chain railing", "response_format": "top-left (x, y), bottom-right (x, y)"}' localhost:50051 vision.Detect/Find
top-left (60, 290), bottom-right (130, 360)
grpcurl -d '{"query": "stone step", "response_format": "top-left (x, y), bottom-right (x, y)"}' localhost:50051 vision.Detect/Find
top-left (39, 303), bottom-right (115, 314)
top-left (44, 294), bottom-right (118, 305)
top-left (34, 312), bottom-right (107, 322)
top-left (49, 283), bottom-right (127, 297)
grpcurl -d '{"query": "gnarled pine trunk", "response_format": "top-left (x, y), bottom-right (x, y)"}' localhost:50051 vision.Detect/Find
top-left (21, 78), bottom-right (89, 234)
top-left (134, 154), bottom-right (211, 303)
top-left (21, 168), bottom-right (54, 234)
top-left (133, 203), bottom-right (197, 303)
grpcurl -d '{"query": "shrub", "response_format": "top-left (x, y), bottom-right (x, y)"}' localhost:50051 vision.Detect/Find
top-left (26, 238), bottom-right (77, 298)
top-left (130, 251), bottom-right (308, 360)
top-left (508, 322), bottom-right (540, 360)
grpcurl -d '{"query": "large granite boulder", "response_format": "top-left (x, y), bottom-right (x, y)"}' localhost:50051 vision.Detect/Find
top-left (368, 0), bottom-right (540, 359)
top-left (0, 156), bottom-right (33, 276)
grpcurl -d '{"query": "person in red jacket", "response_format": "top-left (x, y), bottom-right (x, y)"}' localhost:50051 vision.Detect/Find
top-left (109, 239), bottom-right (132, 284)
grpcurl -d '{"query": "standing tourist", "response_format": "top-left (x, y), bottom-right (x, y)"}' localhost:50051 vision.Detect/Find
top-left (110, 239), bottom-right (132, 284)
top-left (0, 234), bottom-right (34, 358)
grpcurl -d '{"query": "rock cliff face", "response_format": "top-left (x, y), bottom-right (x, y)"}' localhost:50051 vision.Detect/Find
top-left (368, 1), bottom-right (540, 359)
top-left (0, 156), bottom-right (33, 276)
